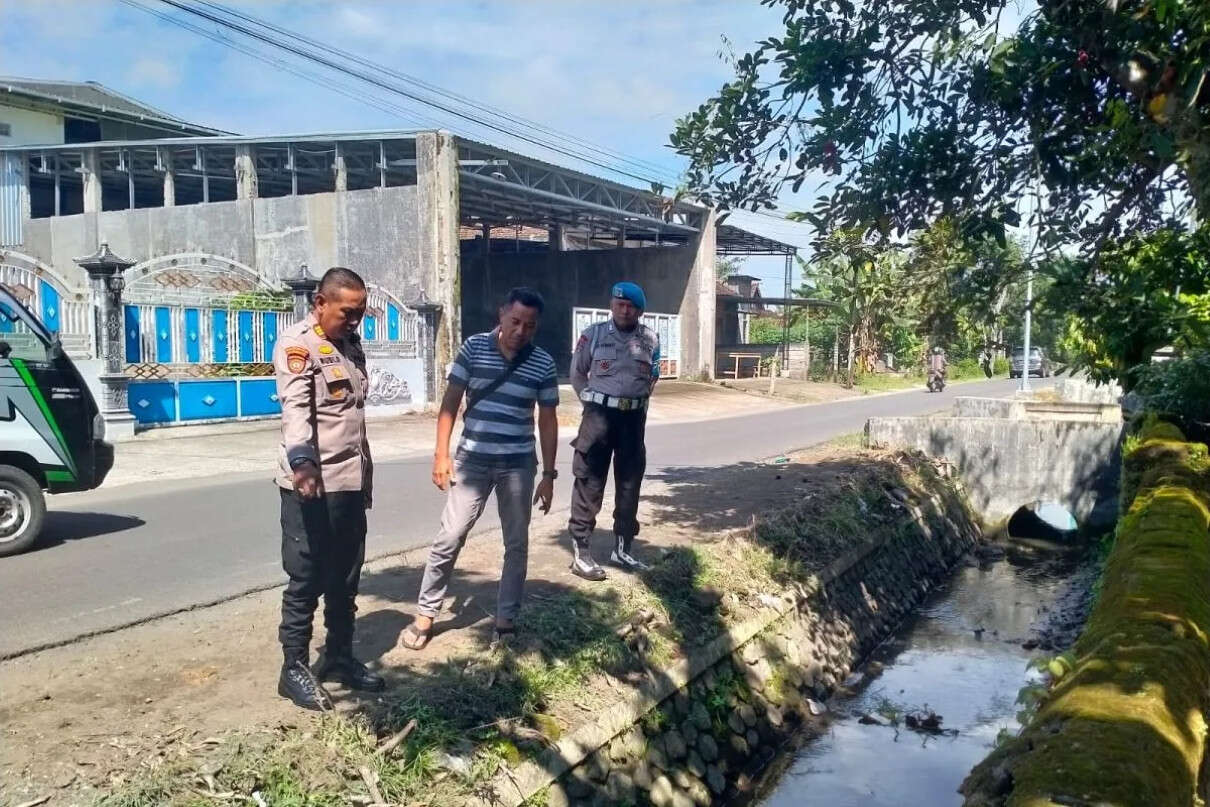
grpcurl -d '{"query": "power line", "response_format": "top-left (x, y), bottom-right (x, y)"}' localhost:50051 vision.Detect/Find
top-left (191, 0), bottom-right (681, 183)
top-left (118, 0), bottom-right (451, 131)
top-left (152, 0), bottom-right (683, 187)
top-left (130, 0), bottom-right (819, 241)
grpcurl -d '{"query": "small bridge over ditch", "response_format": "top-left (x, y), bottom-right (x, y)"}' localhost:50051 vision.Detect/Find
top-left (867, 388), bottom-right (1124, 531)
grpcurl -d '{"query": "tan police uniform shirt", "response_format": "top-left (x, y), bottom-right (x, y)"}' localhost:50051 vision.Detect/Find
top-left (274, 314), bottom-right (373, 494)
top-left (570, 320), bottom-right (660, 399)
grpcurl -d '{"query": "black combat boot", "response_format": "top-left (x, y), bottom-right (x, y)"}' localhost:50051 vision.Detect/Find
top-left (278, 654), bottom-right (333, 711)
top-left (570, 537), bottom-right (607, 581)
top-left (610, 534), bottom-right (650, 571)
top-left (317, 649), bottom-right (386, 692)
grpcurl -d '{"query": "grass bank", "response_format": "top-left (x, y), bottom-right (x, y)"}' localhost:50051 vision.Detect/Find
top-left (961, 417), bottom-right (1210, 807)
top-left (98, 446), bottom-right (963, 807)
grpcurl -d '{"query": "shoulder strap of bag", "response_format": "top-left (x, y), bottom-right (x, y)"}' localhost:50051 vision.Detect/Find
top-left (464, 342), bottom-right (535, 418)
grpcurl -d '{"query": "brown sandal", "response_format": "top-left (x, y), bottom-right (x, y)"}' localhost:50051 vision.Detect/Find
top-left (401, 622), bottom-right (432, 651)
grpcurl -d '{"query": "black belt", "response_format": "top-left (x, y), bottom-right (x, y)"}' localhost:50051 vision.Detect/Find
top-left (580, 391), bottom-right (648, 411)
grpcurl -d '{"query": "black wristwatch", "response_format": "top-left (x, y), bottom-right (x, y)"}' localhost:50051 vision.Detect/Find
top-left (542, 469), bottom-right (559, 480)
top-left (290, 457), bottom-right (317, 471)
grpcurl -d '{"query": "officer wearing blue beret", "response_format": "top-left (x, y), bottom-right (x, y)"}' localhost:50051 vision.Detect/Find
top-left (567, 281), bottom-right (661, 580)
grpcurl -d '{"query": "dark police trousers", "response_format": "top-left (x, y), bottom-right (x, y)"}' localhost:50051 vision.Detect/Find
top-left (569, 403), bottom-right (647, 542)
top-left (278, 488), bottom-right (367, 662)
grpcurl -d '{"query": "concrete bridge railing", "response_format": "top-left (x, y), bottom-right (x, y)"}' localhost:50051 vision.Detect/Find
top-left (868, 396), bottom-right (1123, 530)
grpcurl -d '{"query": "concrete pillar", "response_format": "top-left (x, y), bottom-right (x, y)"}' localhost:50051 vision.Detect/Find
top-left (678, 209), bottom-right (717, 380)
top-left (16, 155), bottom-right (31, 223)
top-left (411, 290), bottom-right (443, 407)
top-left (75, 242), bottom-right (137, 442)
top-left (162, 168), bottom-right (176, 208)
top-left (82, 149), bottom-right (102, 214)
top-left (416, 131), bottom-right (461, 391)
top-left (334, 142), bottom-right (348, 193)
top-left (234, 145), bottom-right (258, 200)
top-left (549, 224), bottom-right (564, 252)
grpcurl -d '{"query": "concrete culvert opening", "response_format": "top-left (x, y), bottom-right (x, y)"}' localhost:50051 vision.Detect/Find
top-left (1007, 501), bottom-right (1079, 541)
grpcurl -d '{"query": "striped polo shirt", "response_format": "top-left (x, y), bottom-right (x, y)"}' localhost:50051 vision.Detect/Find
top-left (449, 332), bottom-right (559, 462)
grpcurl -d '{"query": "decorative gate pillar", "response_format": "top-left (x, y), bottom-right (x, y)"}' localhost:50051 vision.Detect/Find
top-left (410, 289), bottom-right (443, 406)
top-left (283, 264), bottom-right (318, 321)
top-left (74, 242), bottom-right (138, 442)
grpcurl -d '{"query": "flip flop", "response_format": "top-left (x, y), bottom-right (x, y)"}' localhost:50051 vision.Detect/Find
top-left (401, 622), bottom-right (432, 651)
top-left (490, 624), bottom-right (516, 650)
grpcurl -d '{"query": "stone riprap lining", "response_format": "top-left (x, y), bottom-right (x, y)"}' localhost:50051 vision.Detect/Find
top-left (490, 469), bottom-right (981, 807)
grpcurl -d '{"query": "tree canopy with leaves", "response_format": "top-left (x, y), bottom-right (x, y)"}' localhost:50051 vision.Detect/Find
top-left (1047, 223), bottom-right (1210, 387)
top-left (671, 0), bottom-right (1210, 251)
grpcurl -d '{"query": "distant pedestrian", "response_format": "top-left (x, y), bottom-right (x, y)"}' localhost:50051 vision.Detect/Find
top-left (273, 266), bottom-right (383, 711)
top-left (567, 281), bottom-right (660, 580)
top-left (401, 287), bottom-right (558, 650)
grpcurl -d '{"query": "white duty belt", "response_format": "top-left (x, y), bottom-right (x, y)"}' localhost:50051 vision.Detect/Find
top-left (580, 390), bottom-right (649, 411)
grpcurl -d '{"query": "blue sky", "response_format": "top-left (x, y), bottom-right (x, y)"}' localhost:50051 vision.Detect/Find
top-left (2, 0), bottom-right (816, 291)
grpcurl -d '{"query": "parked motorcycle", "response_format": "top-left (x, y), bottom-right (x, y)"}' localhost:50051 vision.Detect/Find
top-left (927, 369), bottom-right (947, 393)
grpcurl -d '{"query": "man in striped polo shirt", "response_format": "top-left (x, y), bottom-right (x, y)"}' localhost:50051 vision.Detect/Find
top-left (402, 287), bottom-right (558, 649)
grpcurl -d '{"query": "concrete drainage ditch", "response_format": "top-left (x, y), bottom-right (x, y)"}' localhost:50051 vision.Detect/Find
top-left (489, 471), bottom-right (984, 807)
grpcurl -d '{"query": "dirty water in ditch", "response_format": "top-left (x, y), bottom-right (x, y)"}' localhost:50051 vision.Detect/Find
top-left (751, 539), bottom-right (1095, 807)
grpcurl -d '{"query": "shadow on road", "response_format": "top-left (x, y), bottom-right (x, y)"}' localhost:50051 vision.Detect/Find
top-left (33, 511), bottom-right (146, 553)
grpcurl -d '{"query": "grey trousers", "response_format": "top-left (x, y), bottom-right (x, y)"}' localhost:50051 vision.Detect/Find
top-left (416, 453), bottom-right (536, 622)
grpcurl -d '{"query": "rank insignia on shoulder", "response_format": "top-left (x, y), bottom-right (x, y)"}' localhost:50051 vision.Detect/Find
top-left (313, 324), bottom-right (327, 338)
top-left (319, 344), bottom-right (334, 354)
top-left (284, 346), bottom-right (309, 374)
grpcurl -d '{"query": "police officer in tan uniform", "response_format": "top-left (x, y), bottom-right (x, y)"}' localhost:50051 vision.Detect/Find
top-left (273, 266), bottom-right (383, 710)
top-left (567, 282), bottom-right (660, 580)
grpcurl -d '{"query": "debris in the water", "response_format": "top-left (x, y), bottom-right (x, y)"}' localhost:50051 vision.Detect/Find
top-left (973, 627), bottom-right (985, 639)
top-left (858, 713), bottom-right (889, 726)
top-left (773, 456), bottom-right (789, 464)
top-left (807, 698), bottom-right (827, 716)
top-left (904, 710), bottom-right (955, 735)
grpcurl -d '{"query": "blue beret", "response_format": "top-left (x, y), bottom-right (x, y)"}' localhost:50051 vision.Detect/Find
top-left (611, 281), bottom-right (646, 311)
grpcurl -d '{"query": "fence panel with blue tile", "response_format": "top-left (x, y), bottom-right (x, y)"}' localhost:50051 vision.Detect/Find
top-left (124, 289), bottom-right (419, 425)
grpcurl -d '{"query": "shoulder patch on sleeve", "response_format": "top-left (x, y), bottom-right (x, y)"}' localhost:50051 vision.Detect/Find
top-left (284, 346), bottom-right (309, 374)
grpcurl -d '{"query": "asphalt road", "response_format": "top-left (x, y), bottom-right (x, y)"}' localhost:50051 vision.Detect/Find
top-left (0, 378), bottom-right (1020, 658)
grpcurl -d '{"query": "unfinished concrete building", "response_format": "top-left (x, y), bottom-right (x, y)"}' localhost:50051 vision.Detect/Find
top-left (1, 88), bottom-right (794, 429)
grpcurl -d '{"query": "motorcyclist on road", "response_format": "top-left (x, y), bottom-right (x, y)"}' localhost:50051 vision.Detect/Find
top-left (928, 347), bottom-right (948, 390)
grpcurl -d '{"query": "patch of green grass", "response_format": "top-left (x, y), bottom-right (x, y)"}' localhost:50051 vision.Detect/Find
top-left (853, 372), bottom-right (917, 392)
top-left (827, 431), bottom-right (866, 450)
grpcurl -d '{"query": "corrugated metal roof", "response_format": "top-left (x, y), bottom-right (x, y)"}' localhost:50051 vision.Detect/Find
top-left (0, 128), bottom-right (422, 152)
top-left (0, 77), bottom-right (228, 136)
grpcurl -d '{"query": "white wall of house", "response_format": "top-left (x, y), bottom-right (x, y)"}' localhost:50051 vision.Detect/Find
top-left (0, 104), bottom-right (63, 147)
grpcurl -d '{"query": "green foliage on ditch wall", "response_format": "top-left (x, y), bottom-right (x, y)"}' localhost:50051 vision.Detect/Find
top-left (962, 420), bottom-right (1210, 807)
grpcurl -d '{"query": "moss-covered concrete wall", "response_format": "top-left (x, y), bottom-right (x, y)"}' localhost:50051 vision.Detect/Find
top-left (962, 419), bottom-right (1210, 807)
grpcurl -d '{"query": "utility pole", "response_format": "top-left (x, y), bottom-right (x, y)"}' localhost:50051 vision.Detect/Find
top-left (1020, 266), bottom-right (1033, 394)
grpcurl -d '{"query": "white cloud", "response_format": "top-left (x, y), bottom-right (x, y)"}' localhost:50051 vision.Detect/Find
top-left (127, 57), bottom-right (182, 90)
